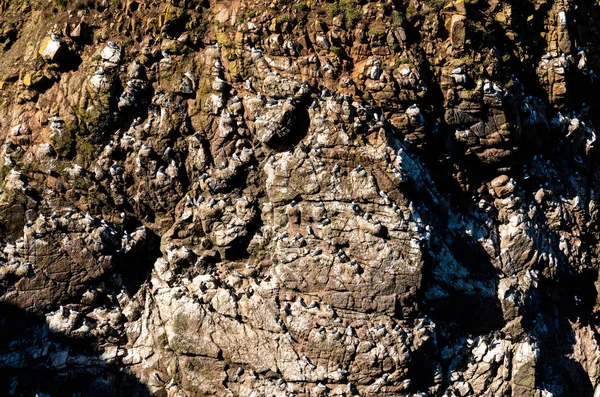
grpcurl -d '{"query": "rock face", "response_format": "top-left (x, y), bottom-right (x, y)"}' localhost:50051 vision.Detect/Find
top-left (1, 0), bottom-right (600, 396)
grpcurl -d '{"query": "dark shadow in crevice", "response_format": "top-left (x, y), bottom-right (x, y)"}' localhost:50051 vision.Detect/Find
top-left (0, 302), bottom-right (151, 397)
top-left (265, 104), bottom-right (311, 152)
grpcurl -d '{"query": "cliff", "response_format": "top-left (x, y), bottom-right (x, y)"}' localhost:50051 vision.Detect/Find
top-left (0, 0), bottom-right (599, 396)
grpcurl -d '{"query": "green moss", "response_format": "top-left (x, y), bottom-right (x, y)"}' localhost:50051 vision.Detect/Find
top-left (53, 0), bottom-right (67, 9)
top-left (10, 149), bottom-right (25, 165)
top-left (51, 129), bottom-right (75, 158)
top-left (174, 313), bottom-right (190, 332)
top-left (324, 3), bottom-right (340, 17)
top-left (75, 139), bottom-right (95, 164)
top-left (458, 55), bottom-right (474, 66)
top-left (330, 46), bottom-right (343, 57)
top-left (394, 58), bottom-right (411, 67)
top-left (338, 0), bottom-right (361, 26)
top-left (247, 10), bottom-right (256, 18)
top-left (344, 9), bottom-right (360, 26)
top-left (368, 28), bottom-right (386, 37)
top-left (156, 332), bottom-right (168, 347)
top-left (184, 360), bottom-right (195, 371)
top-left (0, 166), bottom-right (10, 190)
top-left (392, 10), bottom-right (404, 26)
top-left (423, 0), bottom-right (446, 10)
top-left (293, 3), bottom-right (308, 12)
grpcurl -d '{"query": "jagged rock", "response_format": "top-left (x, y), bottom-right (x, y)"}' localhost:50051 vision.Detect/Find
top-left (0, 1), bottom-right (600, 397)
top-left (38, 36), bottom-right (62, 61)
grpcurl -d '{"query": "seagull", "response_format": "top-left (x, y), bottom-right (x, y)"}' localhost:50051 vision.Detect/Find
top-left (152, 373), bottom-right (163, 383)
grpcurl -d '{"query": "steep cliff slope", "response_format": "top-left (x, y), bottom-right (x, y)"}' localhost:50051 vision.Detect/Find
top-left (1, 0), bottom-right (600, 396)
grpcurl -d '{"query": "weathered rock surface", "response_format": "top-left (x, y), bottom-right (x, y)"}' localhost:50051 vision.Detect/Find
top-left (1, 0), bottom-right (600, 396)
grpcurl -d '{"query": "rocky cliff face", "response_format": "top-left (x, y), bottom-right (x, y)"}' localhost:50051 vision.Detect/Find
top-left (0, 0), bottom-right (600, 396)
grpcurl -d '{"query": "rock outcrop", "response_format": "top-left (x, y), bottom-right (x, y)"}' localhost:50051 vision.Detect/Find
top-left (1, 0), bottom-right (600, 396)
